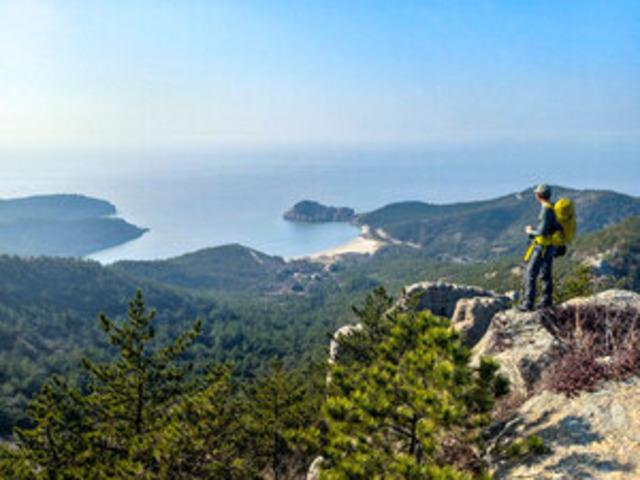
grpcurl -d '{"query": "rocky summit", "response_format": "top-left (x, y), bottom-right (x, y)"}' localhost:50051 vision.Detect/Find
top-left (480, 290), bottom-right (640, 479)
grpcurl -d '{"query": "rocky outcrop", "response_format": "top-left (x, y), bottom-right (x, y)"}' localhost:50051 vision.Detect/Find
top-left (473, 308), bottom-right (555, 398)
top-left (473, 289), bottom-right (640, 398)
top-left (284, 200), bottom-right (355, 223)
top-left (478, 289), bottom-right (640, 479)
top-left (328, 323), bottom-right (363, 365)
top-left (493, 378), bottom-right (640, 479)
top-left (328, 282), bottom-right (511, 367)
top-left (400, 281), bottom-right (505, 318)
top-left (400, 281), bottom-right (511, 346)
top-left (563, 288), bottom-right (640, 310)
top-left (451, 295), bottom-right (511, 346)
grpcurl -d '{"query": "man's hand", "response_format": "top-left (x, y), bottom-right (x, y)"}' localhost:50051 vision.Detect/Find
top-left (525, 225), bottom-right (535, 235)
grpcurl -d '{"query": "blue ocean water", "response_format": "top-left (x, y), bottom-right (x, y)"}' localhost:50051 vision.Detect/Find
top-left (2, 141), bottom-right (639, 263)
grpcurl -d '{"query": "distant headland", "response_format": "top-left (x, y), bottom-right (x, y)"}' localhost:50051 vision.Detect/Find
top-left (0, 194), bottom-right (147, 257)
top-left (283, 200), bottom-right (355, 223)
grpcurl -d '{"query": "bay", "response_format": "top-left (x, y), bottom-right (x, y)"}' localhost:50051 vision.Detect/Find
top-left (1, 140), bottom-right (638, 263)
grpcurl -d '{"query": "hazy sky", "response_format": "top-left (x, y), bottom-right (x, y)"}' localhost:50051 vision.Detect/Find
top-left (1, 0), bottom-right (639, 148)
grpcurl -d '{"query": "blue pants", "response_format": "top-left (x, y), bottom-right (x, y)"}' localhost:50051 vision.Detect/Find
top-left (523, 245), bottom-right (554, 308)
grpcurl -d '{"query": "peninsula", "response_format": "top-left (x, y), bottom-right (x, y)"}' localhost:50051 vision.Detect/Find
top-left (0, 194), bottom-right (147, 257)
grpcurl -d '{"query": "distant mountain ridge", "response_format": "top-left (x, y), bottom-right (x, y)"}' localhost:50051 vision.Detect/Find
top-left (112, 243), bottom-right (325, 294)
top-left (355, 186), bottom-right (640, 260)
top-left (0, 194), bottom-right (147, 257)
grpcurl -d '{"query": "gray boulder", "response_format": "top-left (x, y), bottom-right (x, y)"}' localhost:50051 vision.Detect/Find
top-left (564, 289), bottom-right (640, 309)
top-left (400, 281), bottom-right (501, 317)
top-left (451, 295), bottom-right (511, 346)
top-left (400, 281), bottom-right (511, 347)
top-left (473, 308), bottom-right (555, 398)
top-left (328, 323), bottom-right (363, 366)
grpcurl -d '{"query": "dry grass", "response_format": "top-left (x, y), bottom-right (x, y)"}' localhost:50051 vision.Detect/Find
top-left (540, 304), bottom-right (640, 397)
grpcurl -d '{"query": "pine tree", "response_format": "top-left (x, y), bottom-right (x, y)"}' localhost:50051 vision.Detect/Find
top-left (1, 290), bottom-right (249, 479)
top-left (79, 290), bottom-right (201, 466)
top-left (0, 376), bottom-right (91, 479)
top-left (245, 360), bottom-right (324, 480)
top-left (151, 365), bottom-right (254, 479)
top-left (319, 288), bottom-right (508, 479)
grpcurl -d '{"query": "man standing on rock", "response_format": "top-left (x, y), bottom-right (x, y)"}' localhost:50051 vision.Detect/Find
top-left (518, 184), bottom-right (562, 312)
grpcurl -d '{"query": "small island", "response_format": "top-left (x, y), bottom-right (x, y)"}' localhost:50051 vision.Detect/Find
top-left (283, 200), bottom-right (356, 223)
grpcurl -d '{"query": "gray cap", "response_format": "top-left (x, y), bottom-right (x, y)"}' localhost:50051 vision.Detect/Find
top-left (534, 184), bottom-right (551, 198)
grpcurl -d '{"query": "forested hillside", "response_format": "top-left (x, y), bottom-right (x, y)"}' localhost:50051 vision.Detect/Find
top-left (1, 212), bottom-right (639, 438)
top-left (356, 187), bottom-right (640, 260)
top-left (112, 244), bottom-right (325, 294)
top-left (0, 254), bottom-right (361, 433)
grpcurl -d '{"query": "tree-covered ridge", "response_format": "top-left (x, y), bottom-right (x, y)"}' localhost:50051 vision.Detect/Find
top-left (0, 194), bottom-right (147, 257)
top-left (0, 255), bottom-right (205, 434)
top-left (112, 244), bottom-right (324, 294)
top-left (334, 215), bottom-right (640, 297)
top-left (355, 186), bottom-right (640, 260)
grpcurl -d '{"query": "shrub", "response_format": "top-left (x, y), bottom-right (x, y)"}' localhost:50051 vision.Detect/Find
top-left (504, 435), bottom-right (550, 460)
top-left (540, 304), bottom-right (640, 397)
top-left (553, 265), bottom-right (595, 304)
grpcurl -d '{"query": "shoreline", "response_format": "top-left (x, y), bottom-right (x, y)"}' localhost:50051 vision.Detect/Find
top-left (300, 225), bottom-right (388, 263)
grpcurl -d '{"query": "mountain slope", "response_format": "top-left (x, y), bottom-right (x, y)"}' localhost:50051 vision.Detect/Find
top-left (112, 243), bottom-right (325, 293)
top-left (0, 254), bottom-right (206, 433)
top-left (0, 251), bottom-right (347, 434)
top-left (356, 186), bottom-right (640, 260)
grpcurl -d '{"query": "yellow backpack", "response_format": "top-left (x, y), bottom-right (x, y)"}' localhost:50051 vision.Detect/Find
top-left (549, 197), bottom-right (576, 247)
top-left (524, 198), bottom-right (576, 261)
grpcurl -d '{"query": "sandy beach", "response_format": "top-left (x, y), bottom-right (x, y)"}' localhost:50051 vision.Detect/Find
top-left (303, 225), bottom-right (387, 263)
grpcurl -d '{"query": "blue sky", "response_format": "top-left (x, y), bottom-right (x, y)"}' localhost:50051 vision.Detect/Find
top-left (1, 0), bottom-right (639, 147)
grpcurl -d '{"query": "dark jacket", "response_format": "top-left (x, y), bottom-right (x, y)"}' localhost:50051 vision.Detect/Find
top-left (529, 203), bottom-right (561, 239)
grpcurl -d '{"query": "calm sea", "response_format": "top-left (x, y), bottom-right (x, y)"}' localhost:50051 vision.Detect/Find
top-left (2, 141), bottom-right (639, 263)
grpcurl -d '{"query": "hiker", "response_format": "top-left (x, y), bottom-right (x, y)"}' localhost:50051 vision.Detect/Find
top-left (518, 184), bottom-right (575, 312)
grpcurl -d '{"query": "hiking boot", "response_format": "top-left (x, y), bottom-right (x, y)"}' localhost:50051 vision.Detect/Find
top-left (516, 304), bottom-right (533, 313)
